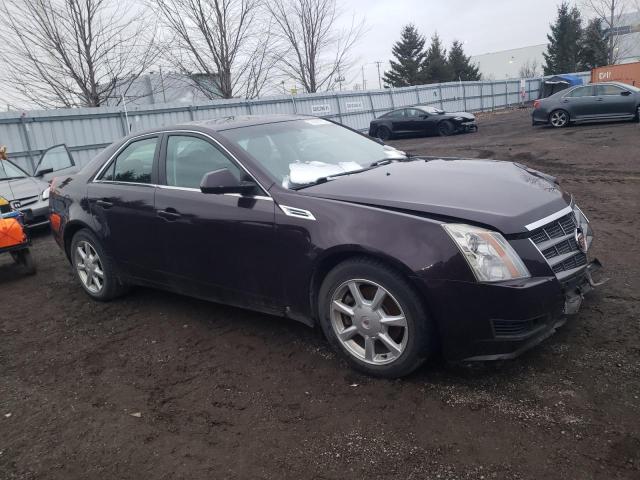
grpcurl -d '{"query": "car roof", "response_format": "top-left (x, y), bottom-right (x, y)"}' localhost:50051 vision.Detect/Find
top-left (181, 114), bottom-right (310, 132)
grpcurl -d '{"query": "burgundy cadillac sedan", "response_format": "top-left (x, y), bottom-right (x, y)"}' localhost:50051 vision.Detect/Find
top-left (49, 115), bottom-right (604, 377)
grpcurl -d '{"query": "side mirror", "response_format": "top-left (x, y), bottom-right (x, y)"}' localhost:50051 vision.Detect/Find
top-left (200, 168), bottom-right (256, 195)
top-left (621, 90), bottom-right (632, 96)
top-left (421, 114), bottom-right (429, 119)
top-left (373, 137), bottom-right (385, 145)
top-left (35, 167), bottom-right (54, 177)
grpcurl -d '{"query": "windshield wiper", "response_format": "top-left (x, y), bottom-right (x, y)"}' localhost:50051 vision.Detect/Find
top-left (291, 159), bottom-right (401, 190)
top-left (0, 176), bottom-right (26, 181)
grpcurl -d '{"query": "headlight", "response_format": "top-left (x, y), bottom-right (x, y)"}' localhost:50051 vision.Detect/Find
top-left (443, 224), bottom-right (531, 282)
top-left (454, 117), bottom-right (464, 121)
top-left (41, 187), bottom-right (50, 201)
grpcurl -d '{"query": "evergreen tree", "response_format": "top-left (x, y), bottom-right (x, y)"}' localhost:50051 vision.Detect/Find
top-left (422, 33), bottom-right (453, 83)
top-left (448, 40), bottom-right (481, 81)
top-left (383, 24), bottom-right (427, 87)
top-left (579, 18), bottom-right (608, 70)
top-left (543, 2), bottom-right (583, 75)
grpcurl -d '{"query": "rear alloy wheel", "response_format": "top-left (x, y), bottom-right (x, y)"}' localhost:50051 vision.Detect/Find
top-left (549, 110), bottom-right (569, 128)
top-left (71, 229), bottom-right (127, 301)
top-left (438, 120), bottom-right (455, 136)
top-left (376, 126), bottom-right (392, 141)
top-left (318, 258), bottom-right (433, 378)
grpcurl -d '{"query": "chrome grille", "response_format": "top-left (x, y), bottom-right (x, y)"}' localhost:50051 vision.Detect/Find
top-left (530, 212), bottom-right (587, 279)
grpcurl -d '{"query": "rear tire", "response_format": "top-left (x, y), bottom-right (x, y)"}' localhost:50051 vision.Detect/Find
top-left (549, 109), bottom-right (569, 128)
top-left (438, 120), bottom-right (455, 136)
top-left (635, 105), bottom-right (640, 122)
top-left (70, 229), bottom-right (127, 301)
top-left (318, 257), bottom-right (434, 378)
top-left (376, 126), bottom-right (392, 141)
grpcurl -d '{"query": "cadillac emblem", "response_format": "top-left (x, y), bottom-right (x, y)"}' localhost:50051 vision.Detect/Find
top-left (574, 227), bottom-right (588, 254)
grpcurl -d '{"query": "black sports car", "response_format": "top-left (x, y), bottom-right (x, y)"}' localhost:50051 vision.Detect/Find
top-left (369, 106), bottom-right (477, 140)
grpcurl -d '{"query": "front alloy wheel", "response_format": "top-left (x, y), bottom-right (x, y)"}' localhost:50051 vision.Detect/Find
top-left (319, 257), bottom-right (434, 378)
top-left (331, 279), bottom-right (408, 365)
top-left (549, 110), bottom-right (569, 128)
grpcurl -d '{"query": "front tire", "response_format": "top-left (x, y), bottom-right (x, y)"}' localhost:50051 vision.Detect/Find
top-left (70, 229), bottom-right (127, 301)
top-left (549, 109), bottom-right (569, 128)
top-left (318, 257), bottom-right (434, 378)
top-left (438, 120), bottom-right (455, 136)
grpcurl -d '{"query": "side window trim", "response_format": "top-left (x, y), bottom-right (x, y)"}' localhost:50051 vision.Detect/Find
top-left (92, 129), bottom-right (271, 199)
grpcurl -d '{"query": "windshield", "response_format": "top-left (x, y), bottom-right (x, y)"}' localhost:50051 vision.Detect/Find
top-left (619, 83), bottom-right (640, 93)
top-left (0, 159), bottom-right (28, 180)
top-left (220, 118), bottom-right (407, 188)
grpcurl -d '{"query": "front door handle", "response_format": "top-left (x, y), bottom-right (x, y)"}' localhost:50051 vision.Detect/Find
top-left (96, 199), bottom-right (113, 209)
top-left (595, 97), bottom-right (604, 101)
top-left (158, 208), bottom-right (181, 221)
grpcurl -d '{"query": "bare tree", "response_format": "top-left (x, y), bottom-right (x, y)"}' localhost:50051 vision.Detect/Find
top-left (0, 0), bottom-right (158, 108)
top-left (152, 0), bottom-right (278, 99)
top-left (582, 0), bottom-right (634, 63)
top-left (266, 0), bottom-right (365, 93)
top-left (519, 59), bottom-right (540, 78)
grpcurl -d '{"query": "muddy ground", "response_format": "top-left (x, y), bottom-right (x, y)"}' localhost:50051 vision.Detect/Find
top-left (1, 108), bottom-right (638, 479)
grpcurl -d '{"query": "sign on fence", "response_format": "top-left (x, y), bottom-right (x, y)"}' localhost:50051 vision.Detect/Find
top-left (311, 104), bottom-right (331, 114)
top-left (345, 101), bottom-right (363, 112)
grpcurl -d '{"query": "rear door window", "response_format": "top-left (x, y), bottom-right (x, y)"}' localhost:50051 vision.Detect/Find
top-left (566, 86), bottom-right (594, 97)
top-left (100, 137), bottom-right (158, 184)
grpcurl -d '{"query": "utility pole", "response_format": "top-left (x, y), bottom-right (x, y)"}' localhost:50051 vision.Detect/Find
top-left (609, 0), bottom-right (615, 64)
top-left (159, 66), bottom-right (167, 103)
top-left (374, 61), bottom-right (383, 89)
top-left (361, 65), bottom-right (367, 91)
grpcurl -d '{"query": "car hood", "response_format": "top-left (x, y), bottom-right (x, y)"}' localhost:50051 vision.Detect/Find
top-left (298, 159), bottom-right (571, 235)
top-left (0, 177), bottom-right (47, 202)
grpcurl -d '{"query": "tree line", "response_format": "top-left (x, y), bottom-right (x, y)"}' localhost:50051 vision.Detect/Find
top-left (383, 25), bottom-right (480, 87)
top-left (0, 0), bottom-right (364, 108)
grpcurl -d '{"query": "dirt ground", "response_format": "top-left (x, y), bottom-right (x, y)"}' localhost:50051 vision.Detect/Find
top-left (1, 108), bottom-right (639, 480)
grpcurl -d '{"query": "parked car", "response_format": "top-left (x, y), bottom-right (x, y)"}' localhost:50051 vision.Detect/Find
top-left (0, 144), bottom-right (77, 227)
top-left (50, 115), bottom-right (603, 378)
top-left (369, 106), bottom-right (477, 140)
top-left (532, 82), bottom-right (640, 128)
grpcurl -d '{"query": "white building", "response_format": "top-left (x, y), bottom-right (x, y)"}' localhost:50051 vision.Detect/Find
top-left (471, 44), bottom-right (546, 80)
top-left (614, 11), bottom-right (640, 64)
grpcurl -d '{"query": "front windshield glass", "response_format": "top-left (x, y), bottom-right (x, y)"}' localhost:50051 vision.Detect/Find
top-left (0, 160), bottom-right (28, 180)
top-left (220, 118), bottom-right (407, 188)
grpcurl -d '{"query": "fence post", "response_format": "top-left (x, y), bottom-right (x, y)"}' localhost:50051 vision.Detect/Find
top-left (118, 111), bottom-right (129, 135)
top-left (389, 88), bottom-right (395, 109)
top-left (414, 86), bottom-right (420, 104)
top-left (18, 115), bottom-right (36, 173)
top-left (335, 93), bottom-right (343, 124)
top-left (462, 83), bottom-right (467, 111)
top-left (291, 95), bottom-right (297, 114)
top-left (480, 83), bottom-right (484, 111)
top-left (490, 82), bottom-right (495, 111)
top-left (438, 84), bottom-right (444, 110)
top-left (246, 99), bottom-right (253, 114)
top-left (505, 81), bottom-right (509, 107)
top-left (368, 92), bottom-right (376, 119)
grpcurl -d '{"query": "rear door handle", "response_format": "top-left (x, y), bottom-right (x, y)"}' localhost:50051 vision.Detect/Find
top-left (96, 199), bottom-right (113, 209)
top-left (158, 208), bottom-right (181, 221)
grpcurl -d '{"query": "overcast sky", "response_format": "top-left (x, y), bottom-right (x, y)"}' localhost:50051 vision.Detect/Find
top-left (1, 0), bottom-right (574, 107)
top-left (338, 0), bottom-right (569, 89)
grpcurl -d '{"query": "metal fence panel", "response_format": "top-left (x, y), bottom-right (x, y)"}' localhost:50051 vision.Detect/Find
top-left (0, 72), bottom-right (590, 172)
